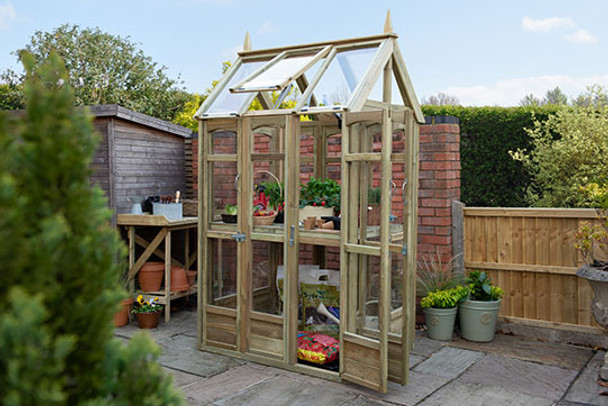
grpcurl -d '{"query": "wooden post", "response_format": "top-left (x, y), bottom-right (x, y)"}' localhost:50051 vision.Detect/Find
top-left (198, 119), bottom-right (207, 348)
top-left (165, 230), bottom-right (172, 322)
top-left (452, 200), bottom-right (466, 275)
top-left (339, 114), bottom-right (351, 376)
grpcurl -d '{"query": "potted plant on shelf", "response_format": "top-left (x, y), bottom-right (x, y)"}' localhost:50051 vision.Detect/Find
top-left (221, 204), bottom-right (237, 223)
top-left (459, 270), bottom-right (504, 342)
top-left (421, 285), bottom-right (468, 341)
top-left (131, 295), bottom-right (163, 329)
top-left (261, 180), bottom-right (284, 223)
top-left (299, 177), bottom-right (341, 222)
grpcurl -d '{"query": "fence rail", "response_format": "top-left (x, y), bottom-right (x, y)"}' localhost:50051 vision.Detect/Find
top-left (462, 206), bottom-right (602, 331)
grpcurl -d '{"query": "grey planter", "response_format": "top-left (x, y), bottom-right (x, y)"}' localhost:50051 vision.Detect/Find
top-left (423, 306), bottom-right (458, 341)
top-left (459, 299), bottom-right (501, 342)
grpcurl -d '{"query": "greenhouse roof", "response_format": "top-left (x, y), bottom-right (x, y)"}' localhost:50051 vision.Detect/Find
top-left (195, 29), bottom-right (423, 123)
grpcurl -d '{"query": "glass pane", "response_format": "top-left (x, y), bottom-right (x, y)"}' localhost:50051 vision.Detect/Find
top-left (212, 130), bottom-right (237, 155)
top-left (209, 238), bottom-right (237, 308)
top-left (252, 240), bottom-right (283, 315)
top-left (235, 55), bottom-right (317, 92)
top-left (312, 47), bottom-right (378, 107)
top-left (206, 61), bottom-right (264, 115)
top-left (212, 161), bottom-right (237, 223)
top-left (357, 254), bottom-right (382, 334)
top-left (390, 253), bottom-right (404, 334)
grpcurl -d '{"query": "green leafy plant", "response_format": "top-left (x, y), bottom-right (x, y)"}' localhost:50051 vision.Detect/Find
top-left (224, 204), bottom-right (237, 215)
top-left (299, 177), bottom-right (341, 211)
top-left (131, 295), bottom-right (163, 314)
top-left (368, 187), bottom-right (381, 205)
top-left (574, 212), bottom-right (608, 269)
top-left (420, 286), bottom-right (468, 309)
top-left (466, 270), bottom-right (504, 301)
top-left (416, 251), bottom-right (464, 297)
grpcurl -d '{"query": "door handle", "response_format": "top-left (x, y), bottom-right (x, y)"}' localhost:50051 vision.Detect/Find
top-left (289, 225), bottom-right (295, 246)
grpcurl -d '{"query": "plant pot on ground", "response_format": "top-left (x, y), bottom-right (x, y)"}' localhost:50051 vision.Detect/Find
top-left (113, 297), bottom-right (134, 327)
top-left (132, 295), bottom-right (163, 329)
top-left (459, 270), bottom-right (503, 342)
top-left (421, 286), bottom-right (468, 341)
top-left (416, 251), bottom-right (464, 326)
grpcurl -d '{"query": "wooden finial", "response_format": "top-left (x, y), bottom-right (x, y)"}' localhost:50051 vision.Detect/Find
top-left (384, 10), bottom-right (393, 33)
top-left (243, 31), bottom-right (251, 51)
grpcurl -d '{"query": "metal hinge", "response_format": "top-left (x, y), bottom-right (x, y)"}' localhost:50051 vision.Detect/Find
top-left (402, 243), bottom-right (407, 256)
top-left (230, 232), bottom-right (246, 242)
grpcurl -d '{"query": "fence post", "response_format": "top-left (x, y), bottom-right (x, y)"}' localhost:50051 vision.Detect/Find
top-left (451, 200), bottom-right (465, 274)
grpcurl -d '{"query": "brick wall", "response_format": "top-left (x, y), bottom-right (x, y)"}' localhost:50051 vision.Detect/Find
top-left (418, 116), bottom-right (460, 263)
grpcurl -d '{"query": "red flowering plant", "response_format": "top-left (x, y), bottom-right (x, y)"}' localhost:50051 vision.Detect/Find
top-left (299, 177), bottom-right (341, 214)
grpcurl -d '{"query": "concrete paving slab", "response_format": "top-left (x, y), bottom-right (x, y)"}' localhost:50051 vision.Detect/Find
top-left (158, 343), bottom-right (243, 378)
top-left (114, 309), bottom-right (197, 341)
top-left (342, 395), bottom-right (394, 406)
top-left (344, 370), bottom-right (452, 405)
top-left (459, 354), bottom-right (578, 403)
top-left (158, 334), bottom-right (197, 350)
top-left (449, 334), bottom-right (594, 370)
top-left (419, 381), bottom-right (554, 406)
top-left (563, 350), bottom-right (608, 406)
top-left (163, 367), bottom-right (203, 389)
top-left (211, 375), bottom-right (358, 406)
top-left (413, 346), bottom-right (483, 379)
top-left (411, 331), bottom-right (446, 357)
top-left (181, 364), bottom-right (278, 406)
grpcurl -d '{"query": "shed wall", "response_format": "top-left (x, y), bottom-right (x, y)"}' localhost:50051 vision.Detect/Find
top-left (90, 118), bottom-right (113, 209)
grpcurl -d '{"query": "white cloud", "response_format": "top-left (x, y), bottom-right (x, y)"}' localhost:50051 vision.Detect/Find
top-left (522, 16), bottom-right (574, 33)
top-left (566, 29), bottom-right (598, 44)
top-left (443, 74), bottom-right (608, 106)
top-left (258, 20), bottom-right (277, 35)
top-left (0, 2), bottom-right (16, 30)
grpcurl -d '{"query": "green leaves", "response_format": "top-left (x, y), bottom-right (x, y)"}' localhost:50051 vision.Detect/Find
top-left (299, 177), bottom-right (341, 210)
top-left (466, 270), bottom-right (504, 301)
top-left (420, 286), bottom-right (468, 309)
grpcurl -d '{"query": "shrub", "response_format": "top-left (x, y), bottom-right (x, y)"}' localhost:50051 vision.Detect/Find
top-left (420, 286), bottom-right (468, 309)
top-left (0, 52), bottom-right (183, 405)
top-left (466, 270), bottom-right (504, 301)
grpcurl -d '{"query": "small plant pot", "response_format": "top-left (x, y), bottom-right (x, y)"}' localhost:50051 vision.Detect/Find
top-left (113, 297), bottom-right (134, 327)
top-left (135, 311), bottom-right (161, 329)
top-left (138, 262), bottom-right (164, 291)
top-left (221, 214), bottom-right (237, 223)
top-left (170, 266), bottom-right (190, 292)
top-left (459, 299), bottom-right (501, 342)
top-left (186, 270), bottom-right (197, 286)
top-left (423, 306), bottom-right (458, 341)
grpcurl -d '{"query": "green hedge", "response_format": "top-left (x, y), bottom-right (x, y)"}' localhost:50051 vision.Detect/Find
top-left (421, 105), bottom-right (559, 207)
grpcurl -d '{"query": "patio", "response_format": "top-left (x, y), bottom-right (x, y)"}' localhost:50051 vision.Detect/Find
top-left (115, 308), bottom-right (608, 406)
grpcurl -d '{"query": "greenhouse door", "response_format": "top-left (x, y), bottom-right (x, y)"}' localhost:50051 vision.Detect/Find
top-left (340, 110), bottom-right (394, 393)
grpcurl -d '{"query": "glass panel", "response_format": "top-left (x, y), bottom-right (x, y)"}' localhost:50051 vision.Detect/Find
top-left (390, 253), bottom-right (404, 334)
top-left (252, 241), bottom-right (283, 315)
top-left (212, 130), bottom-right (237, 155)
top-left (235, 55), bottom-right (317, 92)
top-left (312, 47), bottom-right (378, 107)
top-left (357, 253), bottom-right (382, 334)
top-left (391, 162), bottom-right (406, 228)
top-left (368, 66), bottom-right (402, 104)
top-left (206, 61), bottom-right (263, 115)
top-left (211, 161), bottom-right (237, 223)
top-left (209, 238), bottom-right (237, 308)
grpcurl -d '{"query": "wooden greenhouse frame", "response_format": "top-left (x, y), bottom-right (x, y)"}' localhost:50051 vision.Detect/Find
top-left (195, 18), bottom-right (425, 393)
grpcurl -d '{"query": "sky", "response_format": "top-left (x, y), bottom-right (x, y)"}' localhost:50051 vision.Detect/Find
top-left (0, 0), bottom-right (607, 106)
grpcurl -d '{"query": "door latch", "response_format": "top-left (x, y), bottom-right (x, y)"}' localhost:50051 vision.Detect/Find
top-left (402, 243), bottom-right (407, 256)
top-left (230, 232), bottom-right (246, 242)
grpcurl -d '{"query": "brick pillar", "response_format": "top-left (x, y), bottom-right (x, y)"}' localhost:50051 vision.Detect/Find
top-left (417, 116), bottom-right (461, 263)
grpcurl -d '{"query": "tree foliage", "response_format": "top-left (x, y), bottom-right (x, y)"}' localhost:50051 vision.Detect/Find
top-left (511, 94), bottom-right (608, 207)
top-left (0, 52), bottom-right (184, 405)
top-left (520, 86), bottom-right (568, 106)
top-left (3, 24), bottom-right (187, 121)
top-left (421, 92), bottom-right (460, 106)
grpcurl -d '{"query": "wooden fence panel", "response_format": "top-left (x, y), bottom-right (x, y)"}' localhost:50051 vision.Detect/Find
top-left (462, 207), bottom-right (600, 330)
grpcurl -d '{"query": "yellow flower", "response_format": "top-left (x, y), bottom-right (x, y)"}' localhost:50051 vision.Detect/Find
top-left (137, 295), bottom-right (143, 304)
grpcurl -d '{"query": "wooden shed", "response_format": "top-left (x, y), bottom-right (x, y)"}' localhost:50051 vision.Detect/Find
top-left (195, 16), bottom-right (425, 393)
top-left (89, 104), bottom-right (193, 217)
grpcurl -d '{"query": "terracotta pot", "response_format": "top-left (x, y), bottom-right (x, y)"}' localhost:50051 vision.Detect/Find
top-left (170, 266), bottom-right (189, 292)
top-left (135, 311), bottom-right (161, 329)
top-left (138, 262), bottom-right (164, 291)
top-left (113, 297), bottom-right (134, 327)
top-left (368, 204), bottom-right (380, 226)
top-left (186, 270), bottom-right (197, 286)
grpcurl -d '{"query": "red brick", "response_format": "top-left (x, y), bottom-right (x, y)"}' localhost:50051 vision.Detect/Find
top-left (420, 198), bottom-right (451, 208)
top-left (435, 226), bottom-right (451, 235)
top-left (418, 207), bottom-right (435, 217)
top-left (420, 123), bottom-right (459, 134)
top-left (421, 216), bottom-right (452, 226)
top-left (420, 161), bottom-right (459, 171)
top-left (418, 225), bottom-right (436, 234)
top-left (419, 189), bottom-right (436, 198)
top-left (433, 152), bottom-right (459, 161)
top-left (421, 235), bottom-right (452, 245)
top-left (433, 189), bottom-right (460, 199)
top-left (434, 208), bottom-right (452, 217)
top-left (418, 170), bottom-right (434, 180)
top-left (435, 171), bottom-right (459, 180)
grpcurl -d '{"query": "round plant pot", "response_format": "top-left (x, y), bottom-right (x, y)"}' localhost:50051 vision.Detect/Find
top-left (170, 266), bottom-right (189, 292)
top-left (113, 297), bottom-right (134, 327)
top-left (459, 299), bottom-right (501, 342)
top-left (135, 311), bottom-right (161, 329)
top-left (423, 306), bottom-right (458, 341)
top-left (186, 270), bottom-right (197, 286)
top-left (138, 262), bottom-right (164, 291)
